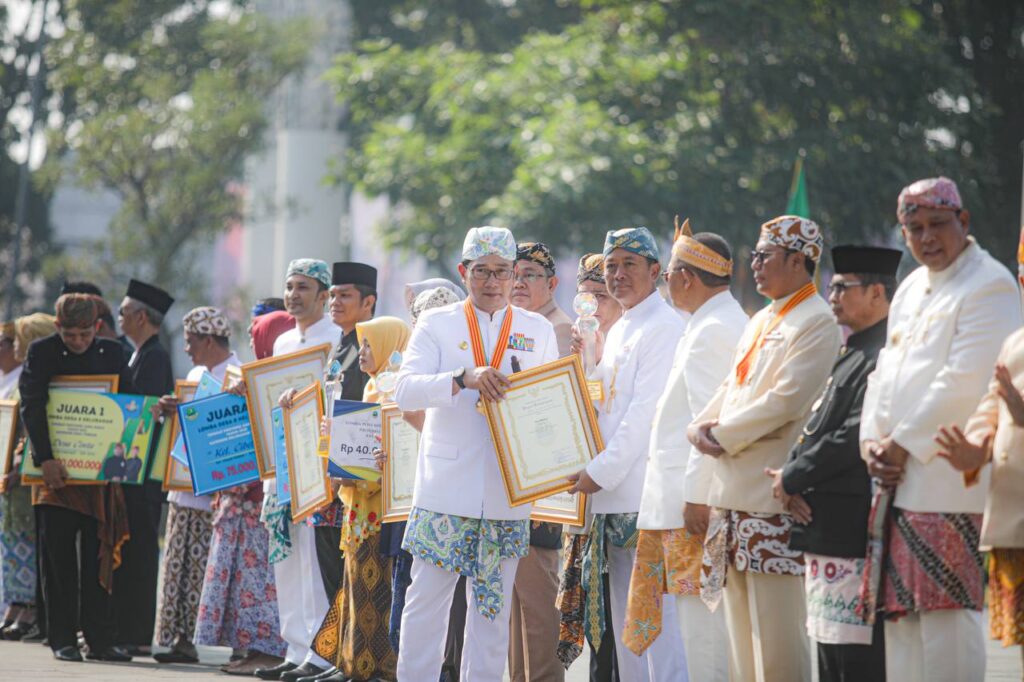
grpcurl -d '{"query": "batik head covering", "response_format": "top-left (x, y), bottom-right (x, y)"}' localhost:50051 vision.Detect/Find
top-left (670, 216), bottom-right (733, 277)
top-left (602, 227), bottom-right (660, 261)
top-left (462, 226), bottom-right (517, 262)
top-left (355, 317), bottom-right (412, 403)
top-left (760, 215), bottom-right (824, 263)
top-left (410, 286), bottom-right (462, 327)
top-left (183, 306), bottom-right (231, 338)
top-left (576, 253), bottom-right (606, 285)
top-left (285, 258), bottom-right (331, 289)
top-left (251, 298), bottom-right (286, 318)
top-left (14, 313), bottom-right (57, 362)
top-left (516, 242), bottom-right (556, 276)
top-left (250, 310), bottom-right (295, 360)
top-left (897, 176), bottom-right (962, 224)
top-left (405, 278), bottom-right (465, 308)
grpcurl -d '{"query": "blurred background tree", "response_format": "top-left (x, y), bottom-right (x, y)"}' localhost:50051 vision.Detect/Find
top-left (330, 0), bottom-right (1023, 270)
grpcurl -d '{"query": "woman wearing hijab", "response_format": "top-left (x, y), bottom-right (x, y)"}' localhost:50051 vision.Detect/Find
top-left (312, 316), bottom-right (411, 682)
top-left (0, 314), bottom-right (56, 640)
top-left (194, 309), bottom-right (294, 676)
top-left (403, 278), bottom-right (465, 311)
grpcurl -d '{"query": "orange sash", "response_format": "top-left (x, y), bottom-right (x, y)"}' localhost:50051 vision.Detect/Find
top-left (463, 298), bottom-right (514, 370)
top-left (734, 282), bottom-right (817, 384)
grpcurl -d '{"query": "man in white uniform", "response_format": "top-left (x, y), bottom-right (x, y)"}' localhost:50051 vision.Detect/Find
top-left (860, 177), bottom-right (1022, 682)
top-left (395, 227), bottom-right (559, 682)
top-left (568, 226), bottom-right (687, 681)
top-left (255, 259), bottom-right (340, 682)
top-left (689, 215), bottom-right (840, 682)
top-left (625, 220), bottom-right (746, 682)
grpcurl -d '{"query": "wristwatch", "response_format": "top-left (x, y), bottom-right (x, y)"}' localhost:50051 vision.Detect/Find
top-left (453, 367), bottom-right (467, 389)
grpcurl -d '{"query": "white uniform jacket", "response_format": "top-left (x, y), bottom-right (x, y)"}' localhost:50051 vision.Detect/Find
top-left (861, 239), bottom-right (1022, 513)
top-left (394, 301), bottom-right (558, 521)
top-left (586, 290), bottom-right (686, 515)
top-left (695, 289), bottom-right (841, 514)
top-left (637, 291), bottom-right (748, 530)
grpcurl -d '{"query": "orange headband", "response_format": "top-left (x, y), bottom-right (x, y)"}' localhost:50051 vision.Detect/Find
top-left (671, 216), bottom-right (733, 278)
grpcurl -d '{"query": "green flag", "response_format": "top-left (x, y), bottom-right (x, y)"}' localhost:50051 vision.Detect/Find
top-left (786, 155), bottom-right (810, 218)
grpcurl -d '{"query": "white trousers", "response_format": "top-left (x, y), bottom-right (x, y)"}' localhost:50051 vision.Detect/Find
top-left (608, 544), bottom-right (688, 682)
top-left (884, 609), bottom-right (985, 682)
top-left (397, 556), bottom-right (519, 682)
top-left (675, 594), bottom-right (729, 682)
top-left (273, 522), bottom-right (330, 667)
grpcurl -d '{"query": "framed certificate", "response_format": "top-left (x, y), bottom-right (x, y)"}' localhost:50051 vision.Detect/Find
top-left (531, 490), bottom-right (587, 527)
top-left (284, 382), bottom-right (331, 522)
top-left (21, 374), bottom-right (130, 486)
top-left (222, 365), bottom-right (243, 392)
top-left (241, 344), bottom-right (331, 479)
top-left (0, 400), bottom-right (20, 494)
top-left (163, 380), bottom-right (197, 492)
top-left (381, 404), bottom-right (419, 523)
top-left (483, 355), bottom-right (604, 507)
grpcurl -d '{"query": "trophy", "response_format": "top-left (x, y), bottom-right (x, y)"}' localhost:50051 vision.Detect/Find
top-left (374, 350), bottom-right (403, 402)
top-left (573, 292), bottom-right (599, 376)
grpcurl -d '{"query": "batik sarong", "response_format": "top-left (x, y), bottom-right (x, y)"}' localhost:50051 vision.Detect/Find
top-left (155, 503), bottom-right (212, 645)
top-left (805, 554), bottom-right (872, 645)
top-left (989, 548), bottom-right (1024, 646)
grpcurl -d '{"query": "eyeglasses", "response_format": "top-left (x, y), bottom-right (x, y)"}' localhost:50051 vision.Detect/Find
top-left (827, 281), bottom-right (866, 295)
top-left (513, 273), bottom-right (547, 284)
top-left (661, 267), bottom-right (686, 283)
top-left (750, 249), bottom-right (787, 265)
top-left (469, 268), bottom-right (514, 281)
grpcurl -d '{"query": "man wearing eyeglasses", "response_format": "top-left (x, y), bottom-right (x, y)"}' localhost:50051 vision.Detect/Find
top-left (858, 177), bottom-right (1022, 682)
top-left (688, 215), bottom-right (841, 682)
top-left (766, 245), bottom-right (900, 682)
top-left (394, 226), bottom-right (558, 681)
top-left (567, 226), bottom-right (688, 681)
top-left (507, 241), bottom-right (571, 682)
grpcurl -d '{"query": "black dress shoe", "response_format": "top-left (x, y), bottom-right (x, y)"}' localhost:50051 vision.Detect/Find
top-left (20, 625), bottom-right (45, 643)
top-left (86, 646), bottom-right (133, 662)
top-left (297, 666), bottom-right (342, 682)
top-left (282, 663), bottom-right (326, 682)
top-left (53, 646), bottom-right (84, 662)
top-left (255, 661), bottom-right (299, 680)
top-left (312, 671), bottom-right (351, 682)
top-left (153, 649), bottom-right (200, 664)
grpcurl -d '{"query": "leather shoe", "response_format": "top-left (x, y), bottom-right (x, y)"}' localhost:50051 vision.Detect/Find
top-left (297, 666), bottom-right (343, 682)
top-left (255, 661), bottom-right (298, 680)
top-left (2, 621), bottom-right (33, 641)
top-left (153, 649), bottom-right (200, 664)
top-left (86, 645), bottom-right (133, 662)
top-left (282, 663), bottom-right (325, 682)
top-left (53, 646), bottom-right (84, 662)
top-left (20, 625), bottom-right (45, 643)
top-left (313, 671), bottom-right (351, 682)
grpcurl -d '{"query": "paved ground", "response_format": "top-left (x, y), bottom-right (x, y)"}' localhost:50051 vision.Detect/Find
top-left (0, 630), bottom-right (1019, 680)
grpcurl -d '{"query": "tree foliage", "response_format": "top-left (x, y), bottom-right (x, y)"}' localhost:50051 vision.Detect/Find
top-left (38, 0), bottom-right (309, 301)
top-left (331, 0), bottom-right (1023, 267)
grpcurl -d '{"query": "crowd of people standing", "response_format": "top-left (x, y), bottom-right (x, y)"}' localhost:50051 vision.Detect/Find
top-left (0, 174), bottom-right (1022, 682)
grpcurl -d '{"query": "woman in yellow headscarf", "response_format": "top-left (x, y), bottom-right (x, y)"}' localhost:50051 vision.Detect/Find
top-left (313, 316), bottom-right (410, 682)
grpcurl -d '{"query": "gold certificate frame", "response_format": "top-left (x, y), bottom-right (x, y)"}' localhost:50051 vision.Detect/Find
top-left (531, 490), bottom-right (587, 527)
top-left (380, 404), bottom-right (420, 524)
top-left (21, 374), bottom-right (120, 486)
top-left (222, 365), bottom-right (243, 392)
top-left (483, 355), bottom-right (604, 507)
top-left (163, 380), bottom-right (197, 492)
top-left (284, 382), bottom-right (331, 523)
top-left (241, 344), bottom-right (331, 479)
top-left (0, 400), bottom-right (20, 494)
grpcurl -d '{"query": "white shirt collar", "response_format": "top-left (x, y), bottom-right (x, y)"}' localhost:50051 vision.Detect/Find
top-left (925, 237), bottom-right (977, 289)
top-left (688, 289), bottom-right (734, 328)
top-left (621, 289), bottom-right (664, 322)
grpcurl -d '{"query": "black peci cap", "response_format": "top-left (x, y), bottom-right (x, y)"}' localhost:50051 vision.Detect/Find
top-left (331, 262), bottom-right (377, 289)
top-left (125, 279), bottom-right (175, 314)
top-left (831, 245), bottom-right (902, 276)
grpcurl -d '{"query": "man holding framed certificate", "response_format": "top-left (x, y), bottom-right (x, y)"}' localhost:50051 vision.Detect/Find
top-left (566, 227), bottom-right (687, 680)
top-left (19, 293), bottom-right (134, 663)
top-left (255, 259), bottom-right (340, 682)
top-left (394, 226), bottom-right (558, 681)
